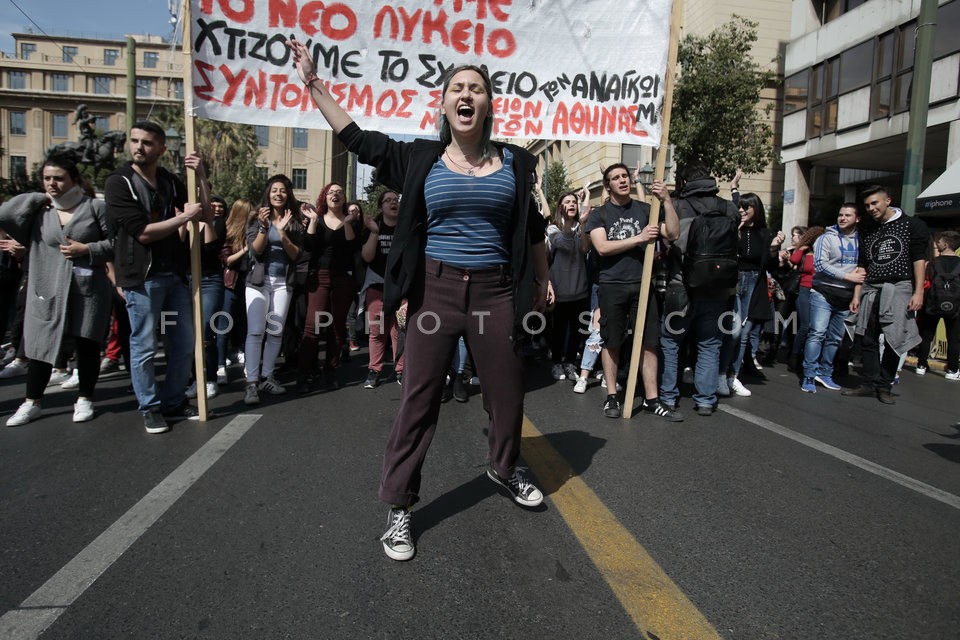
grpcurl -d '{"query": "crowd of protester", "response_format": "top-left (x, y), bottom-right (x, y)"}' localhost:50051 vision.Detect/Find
top-left (1, 148), bottom-right (958, 428)
top-left (1, 63), bottom-right (958, 561)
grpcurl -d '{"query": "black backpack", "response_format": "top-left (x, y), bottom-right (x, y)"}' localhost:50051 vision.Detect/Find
top-left (680, 196), bottom-right (739, 289)
top-left (925, 258), bottom-right (960, 318)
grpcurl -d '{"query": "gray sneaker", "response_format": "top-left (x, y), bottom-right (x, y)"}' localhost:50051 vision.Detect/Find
top-left (142, 411), bottom-right (169, 434)
top-left (243, 382), bottom-right (261, 405)
top-left (380, 507), bottom-right (415, 561)
top-left (486, 466), bottom-right (543, 507)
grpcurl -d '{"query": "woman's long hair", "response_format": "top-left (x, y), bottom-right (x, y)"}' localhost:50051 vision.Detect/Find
top-left (796, 226), bottom-right (825, 251)
top-left (261, 174), bottom-right (302, 224)
top-left (315, 182), bottom-right (344, 216)
top-left (553, 191), bottom-right (579, 227)
top-left (225, 199), bottom-right (254, 249)
top-left (739, 192), bottom-right (767, 229)
top-left (437, 64), bottom-right (495, 161)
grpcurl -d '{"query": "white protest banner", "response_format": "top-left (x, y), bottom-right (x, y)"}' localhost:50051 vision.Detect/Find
top-left (189, 0), bottom-right (672, 145)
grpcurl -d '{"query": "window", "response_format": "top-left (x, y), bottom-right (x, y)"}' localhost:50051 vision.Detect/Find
top-left (10, 156), bottom-right (27, 180)
top-left (893, 72), bottom-right (913, 114)
top-left (292, 168), bottom-right (307, 190)
top-left (872, 31), bottom-right (895, 120)
top-left (93, 76), bottom-right (111, 94)
top-left (807, 57), bottom-right (838, 138)
top-left (896, 21), bottom-right (917, 72)
top-left (934, 0), bottom-right (960, 59)
top-left (8, 71), bottom-right (25, 90)
top-left (19, 43), bottom-right (35, 60)
top-left (52, 73), bottom-right (69, 92)
top-left (292, 127), bottom-right (309, 148)
top-left (171, 79), bottom-right (184, 100)
top-left (94, 116), bottom-right (110, 132)
top-left (823, 57), bottom-right (839, 134)
top-left (9, 111), bottom-right (26, 135)
top-left (783, 71), bottom-right (808, 114)
top-left (62, 46), bottom-right (78, 63)
top-left (839, 40), bottom-right (873, 94)
top-left (135, 78), bottom-right (153, 97)
top-left (52, 113), bottom-right (68, 138)
top-left (144, 51), bottom-right (159, 69)
top-left (255, 125), bottom-right (270, 147)
top-left (104, 48), bottom-right (119, 66)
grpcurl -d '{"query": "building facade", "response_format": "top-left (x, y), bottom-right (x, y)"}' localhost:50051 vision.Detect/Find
top-left (781, 0), bottom-right (960, 229)
top-left (0, 32), bottom-right (344, 200)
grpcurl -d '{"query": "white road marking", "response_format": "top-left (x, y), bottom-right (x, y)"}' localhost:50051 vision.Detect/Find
top-left (0, 414), bottom-right (261, 640)
top-left (720, 405), bottom-right (960, 510)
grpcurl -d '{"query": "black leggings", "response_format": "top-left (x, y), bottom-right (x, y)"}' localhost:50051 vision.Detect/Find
top-left (26, 336), bottom-right (101, 400)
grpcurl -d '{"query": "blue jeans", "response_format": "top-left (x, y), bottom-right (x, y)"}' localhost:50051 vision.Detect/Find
top-left (802, 289), bottom-right (848, 379)
top-left (124, 274), bottom-right (194, 413)
top-left (193, 273), bottom-right (224, 381)
top-left (660, 298), bottom-right (729, 408)
top-left (720, 270), bottom-right (760, 376)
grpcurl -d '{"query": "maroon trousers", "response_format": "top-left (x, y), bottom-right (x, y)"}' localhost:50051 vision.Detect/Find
top-left (299, 268), bottom-right (356, 373)
top-left (379, 258), bottom-right (525, 507)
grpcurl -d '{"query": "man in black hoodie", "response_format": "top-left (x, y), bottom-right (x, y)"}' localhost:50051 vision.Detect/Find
top-left (104, 121), bottom-right (210, 434)
top-left (658, 163), bottom-right (738, 416)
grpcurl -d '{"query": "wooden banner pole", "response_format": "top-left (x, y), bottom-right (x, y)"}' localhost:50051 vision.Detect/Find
top-left (180, 0), bottom-right (208, 421)
top-left (623, 0), bottom-right (684, 419)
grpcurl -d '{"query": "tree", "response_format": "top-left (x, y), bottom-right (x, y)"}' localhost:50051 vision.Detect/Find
top-left (154, 108), bottom-right (263, 205)
top-left (362, 171), bottom-right (389, 218)
top-left (541, 159), bottom-right (573, 215)
top-left (671, 16), bottom-right (778, 180)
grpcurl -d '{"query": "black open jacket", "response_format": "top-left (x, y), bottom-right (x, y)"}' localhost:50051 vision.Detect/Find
top-left (337, 122), bottom-right (546, 342)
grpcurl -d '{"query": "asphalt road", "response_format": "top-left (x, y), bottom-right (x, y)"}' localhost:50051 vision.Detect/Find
top-left (0, 347), bottom-right (957, 640)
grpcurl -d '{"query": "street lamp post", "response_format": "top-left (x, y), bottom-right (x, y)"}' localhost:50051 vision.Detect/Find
top-left (165, 126), bottom-right (182, 175)
top-left (638, 162), bottom-right (656, 190)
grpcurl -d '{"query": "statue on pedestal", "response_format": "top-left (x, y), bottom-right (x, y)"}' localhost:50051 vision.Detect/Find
top-left (44, 104), bottom-right (126, 171)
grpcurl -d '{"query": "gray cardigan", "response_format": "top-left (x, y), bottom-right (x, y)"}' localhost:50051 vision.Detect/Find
top-left (0, 192), bottom-right (114, 364)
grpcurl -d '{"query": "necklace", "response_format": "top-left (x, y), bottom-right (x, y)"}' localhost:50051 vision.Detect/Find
top-left (444, 149), bottom-right (483, 176)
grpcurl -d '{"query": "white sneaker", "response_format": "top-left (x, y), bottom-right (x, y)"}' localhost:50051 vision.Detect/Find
top-left (185, 381), bottom-right (198, 398)
top-left (7, 401), bottom-right (41, 427)
top-left (0, 359), bottom-right (29, 378)
top-left (599, 375), bottom-right (622, 392)
top-left (946, 370), bottom-right (960, 381)
top-left (729, 377), bottom-right (752, 397)
top-left (915, 366), bottom-right (927, 376)
top-left (573, 376), bottom-right (588, 394)
top-left (73, 398), bottom-right (95, 423)
top-left (60, 369), bottom-right (80, 389)
top-left (216, 366), bottom-right (228, 385)
top-left (205, 382), bottom-right (219, 398)
top-left (551, 364), bottom-right (566, 380)
top-left (48, 370), bottom-right (71, 385)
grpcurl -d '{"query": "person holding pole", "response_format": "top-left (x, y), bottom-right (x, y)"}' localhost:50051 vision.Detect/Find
top-left (104, 121), bottom-right (210, 434)
top-left (288, 38), bottom-right (549, 562)
top-left (586, 164), bottom-right (680, 420)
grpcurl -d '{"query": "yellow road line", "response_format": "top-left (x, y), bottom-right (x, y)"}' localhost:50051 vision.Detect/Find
top-left (522, 416), bottom-right (723, 639)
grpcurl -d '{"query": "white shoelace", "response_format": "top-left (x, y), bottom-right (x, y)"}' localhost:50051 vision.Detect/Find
top-left (381, 510), bottom-right (411, 544)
